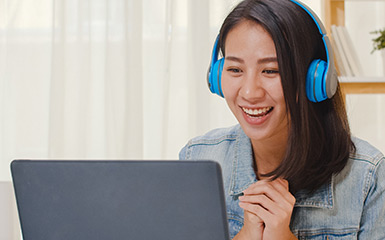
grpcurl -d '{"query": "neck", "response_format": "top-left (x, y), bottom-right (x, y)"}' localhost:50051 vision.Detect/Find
top-left (251, 136), bottom-right (288, 179)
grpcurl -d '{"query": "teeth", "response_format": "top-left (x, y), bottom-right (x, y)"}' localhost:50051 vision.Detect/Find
top-left (242, 107), bottom-right (272, 117)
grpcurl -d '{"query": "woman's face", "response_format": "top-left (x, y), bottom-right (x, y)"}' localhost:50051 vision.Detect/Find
top-left (222, 20), bottom-right (289, 145)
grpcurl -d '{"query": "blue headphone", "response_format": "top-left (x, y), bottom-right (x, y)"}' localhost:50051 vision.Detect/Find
top-left (207, 0), bottom-right (338, 103)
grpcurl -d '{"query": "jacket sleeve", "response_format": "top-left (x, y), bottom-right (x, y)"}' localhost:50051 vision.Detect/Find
top-left (358, 156), bottom-right (385, 239)
top-left (179, 143), bottom-right (188, 160)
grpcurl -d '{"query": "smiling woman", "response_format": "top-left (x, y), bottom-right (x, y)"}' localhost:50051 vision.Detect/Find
top-left (180, 0), bottom-right (385, 239)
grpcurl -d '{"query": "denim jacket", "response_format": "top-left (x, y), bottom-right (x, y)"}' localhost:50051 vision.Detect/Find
top-left (179, 124), bottom-right (385, 239)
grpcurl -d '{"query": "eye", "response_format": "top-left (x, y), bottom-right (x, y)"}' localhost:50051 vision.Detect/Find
top-left (227, 68), bottom-right (242, 73)
top-left (262, 69), bottom-right (279, 74)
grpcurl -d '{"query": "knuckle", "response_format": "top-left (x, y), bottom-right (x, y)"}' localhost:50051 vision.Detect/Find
top-left (290, 195), bottom-right (296, 205)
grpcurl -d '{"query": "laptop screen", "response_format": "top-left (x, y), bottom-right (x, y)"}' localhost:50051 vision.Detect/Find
top-left (11, 160), bottom-right (230, 240)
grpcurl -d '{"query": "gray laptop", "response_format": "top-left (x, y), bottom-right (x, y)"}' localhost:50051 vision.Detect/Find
top-left (11, 160), bottom-right (230, 240)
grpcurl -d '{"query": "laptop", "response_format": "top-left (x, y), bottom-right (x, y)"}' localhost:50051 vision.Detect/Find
top-left (11, 160), bottom-right (230, 240)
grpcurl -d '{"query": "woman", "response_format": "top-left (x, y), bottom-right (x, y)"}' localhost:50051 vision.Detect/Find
top-left (179, 0), bottom-right (385, 239)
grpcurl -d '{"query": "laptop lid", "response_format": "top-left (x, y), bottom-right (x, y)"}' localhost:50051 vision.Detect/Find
top-left (11, 160), bottom-right (230, 240)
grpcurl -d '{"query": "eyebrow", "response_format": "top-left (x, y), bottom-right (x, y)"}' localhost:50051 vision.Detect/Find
top-left (225, 56), bottom-right (278, 64)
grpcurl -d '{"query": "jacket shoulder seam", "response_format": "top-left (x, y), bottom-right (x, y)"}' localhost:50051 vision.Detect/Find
top-left (188, 135), bottom-right (238, 147)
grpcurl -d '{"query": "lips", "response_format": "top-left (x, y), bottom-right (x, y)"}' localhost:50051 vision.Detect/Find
top-left (241, 106), bottom-right (273, 118)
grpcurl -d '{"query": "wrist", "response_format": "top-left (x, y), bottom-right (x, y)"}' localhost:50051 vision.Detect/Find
top-left (284, 230), bottom-right (297, 240)
top-left (232, 228), bottom-right (248, 240)
top-left (233, 225), bottom-right (263, 240)
top-left (289, 233), bottom-right (298, 240)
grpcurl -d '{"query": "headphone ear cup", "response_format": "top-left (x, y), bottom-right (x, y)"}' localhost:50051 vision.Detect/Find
top-left (209, 58), bottom-right (225, 97)
top-left (306, 59), bottom-right (327, 102)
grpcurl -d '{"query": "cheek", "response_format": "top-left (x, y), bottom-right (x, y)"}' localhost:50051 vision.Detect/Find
top-left (266, 81), bottom-right (285, 102)
top-left (276, 89), bottom-right (286, 104)
top-left (221, 75), bottom-right (238, 100)
top-left (274, 87), bottom-right (288, 119)
top-left (221, 76), bottom-right (231, 99)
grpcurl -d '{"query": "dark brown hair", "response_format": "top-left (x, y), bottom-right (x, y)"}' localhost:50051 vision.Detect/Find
top-left (218, 0), bottom-right (355, 193)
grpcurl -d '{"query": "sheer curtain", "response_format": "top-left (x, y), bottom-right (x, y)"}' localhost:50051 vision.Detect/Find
top-left (0, 0), bottom-right (244, 181)
top-left (0, 0), bottom-right (142, 181)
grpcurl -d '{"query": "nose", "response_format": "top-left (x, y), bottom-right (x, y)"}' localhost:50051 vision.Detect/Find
top-left (239, 72), bottom-right (265, 102)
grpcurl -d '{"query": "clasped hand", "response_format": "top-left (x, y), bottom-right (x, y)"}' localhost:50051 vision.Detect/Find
top-left (235, 178), bottom-right (297, 240)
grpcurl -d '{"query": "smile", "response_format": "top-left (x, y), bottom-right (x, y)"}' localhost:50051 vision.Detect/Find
top-left (241, 107), bottom-right (273, 118)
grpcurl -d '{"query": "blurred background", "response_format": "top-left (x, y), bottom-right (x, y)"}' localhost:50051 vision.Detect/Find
top-left (0, 0), bottom-right (384, 239)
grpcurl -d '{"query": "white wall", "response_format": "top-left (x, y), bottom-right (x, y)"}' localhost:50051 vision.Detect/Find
top-left (301, 0), bottom-right (322, 18)
top-left (344, 1), bottom-right (385, 153)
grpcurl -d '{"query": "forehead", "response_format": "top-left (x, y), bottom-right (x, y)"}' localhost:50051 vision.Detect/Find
top-left (224, 20), bottom-right (276, 58)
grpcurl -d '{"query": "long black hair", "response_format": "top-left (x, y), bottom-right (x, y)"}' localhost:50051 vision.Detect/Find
top-left (218, 0), bottom-right (355, 193)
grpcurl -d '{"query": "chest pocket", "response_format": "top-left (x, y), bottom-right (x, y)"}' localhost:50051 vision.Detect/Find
top-left (296, 230), bottom-right (357, 240)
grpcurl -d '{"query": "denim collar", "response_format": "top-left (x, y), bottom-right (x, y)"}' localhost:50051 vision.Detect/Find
top-left (228, 126), bottom-right (257, 197)
top-left (294, 178), bottom-right (334, 209)
top-left (228, 125), bottom-right (334, 209)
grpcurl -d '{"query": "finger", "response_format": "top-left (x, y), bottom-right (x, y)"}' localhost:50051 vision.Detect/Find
top-left (243, 179), bottom-right (295, 206)
top-left (269, 179), bottom-right (296, 205)
top-left (275, 178), bottom-right (289, 190)
top-left (242, 183), bottom-right (295, 214)
top-left (239, 194), bottom-right (278, 215)
top-left (240, 191), bottom-right (292, 217)
top-left (239, 196), bottom-right (294, 222)
top-left (242, 206), bottom-right (263, 222)
top-left (239, 202), bottom-right (273, 222)
top-left (243, 180), bottom-right (285, 202)
top-left (239, 210), bottom-right (265, 240)
top-left (239, 194), bottom-right (272, 207)
top-left (240, 199), bottom-right (293, 230)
